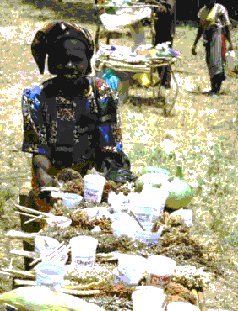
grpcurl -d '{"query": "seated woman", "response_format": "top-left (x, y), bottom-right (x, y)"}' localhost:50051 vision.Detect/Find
top-left (22, 22), bottom-right (135, 211)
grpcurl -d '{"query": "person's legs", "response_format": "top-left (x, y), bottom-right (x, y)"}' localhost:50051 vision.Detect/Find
top-left (158, 65), bottom-right (172, 88)
top-left (210, 77), bottom-right (216, 93)
top-left (211, 76), bottom-right (220, 93)
top-left (210, 71), bottom-right (225, 93)
top-left (206, 28), bottom-right (225, 94)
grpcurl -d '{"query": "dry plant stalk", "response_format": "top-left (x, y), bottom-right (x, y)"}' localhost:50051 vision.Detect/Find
top-left (10, 249), bottom-right (36, 258)
top-left (13, 279), bottom-right (101, 296)
top-left (5, 230), bottom-right (39, 240)
top-left (1, 269), bottom-right (35, 279)
top-left (14, 203), bottom-right (50, 216)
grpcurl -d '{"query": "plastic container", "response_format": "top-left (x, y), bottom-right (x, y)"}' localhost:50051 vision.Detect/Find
top-left (84, 174), bottom-right (106, 203)
top-left (115, 254), bottom-right (147, 286)
top-left (131, 205), bottom-right (154, 231)
top-left (62, 192), bottom-right (83, 208)
top-left (70, 235), bottom-right (98, 267)
top-left (132, 286), bottom-right (166, 311)
top-left (107, 192), bottom-right (130, 212)
top-left (110, 212), bottom-right (143, 238)
top-left (147, 255), bottom-right (176, 288)
top-left (130, 188), bottom-right (168, 231)
top-left (46, 216), bottom-right (72, 229)
top-left (35, 262), bottom-right (65, 291)
top-left (128, 192), bottom-right (153, 231)
top-left (35, 236), bottom-right (68, 265)
top-left (133, 226), bottom-right (164, 245)
top-left (35, 236), bottom-right (59, 253)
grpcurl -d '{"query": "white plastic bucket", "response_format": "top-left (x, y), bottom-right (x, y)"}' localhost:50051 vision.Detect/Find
top-left (62, 192), bottom-right (83, 208)
top-left (35, 262), bottom-right (65, 290)
top-left (70, 235), bottom-right (98, 267)
top-left (84, 174), bottom-right (106, 203)
top-left (132, 286), bottom-right (166, 311)
top-left (116, 254), bottom-right (147, 286)
top-left (147, 255), bottom-right (176, 287)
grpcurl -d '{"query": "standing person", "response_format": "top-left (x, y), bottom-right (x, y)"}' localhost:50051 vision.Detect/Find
top-left (153, 0), bottom-right (176, 46)
top-left (147, 0), bottom-right (176, 88)
top-left (22, 21), bottom-right (136, 211)
top-left (192, 0), bottom-right (234, 94)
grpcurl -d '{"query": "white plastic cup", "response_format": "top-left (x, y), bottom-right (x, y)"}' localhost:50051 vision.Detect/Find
top-left (147, 255), bottom-right (176, 288)
top-left (129, 192), bottom-right (154, 231)
top-left (70, 235), bottom-right (98, 267)
top-left (116, 254), bottom-right (147, 286)
top-left (35, 262), bottom-right (65, 291)
top-left (35, 236), bottom-right (68, 265)
top-left (132, 205), bottom-right (154, 231)
top-left (110, 212), bottom-right (144, 238)
top-left (62, 192), bottom-right (83, 208)
top-left (35, 236), bottom-right (59, 254)
top-left (84, 174), bottom-right (106, 203)
top-left (130, 188), bottom-right (168, 231)
top-left (132, 286), bottom-right (166, 311)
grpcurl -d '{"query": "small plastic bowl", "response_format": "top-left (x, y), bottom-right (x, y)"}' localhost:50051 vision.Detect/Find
top-left (62, 192), bottom-right (83, 209)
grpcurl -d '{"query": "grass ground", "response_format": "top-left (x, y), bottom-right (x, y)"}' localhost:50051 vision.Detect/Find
top-left (0, 0), bottom-right (237, 309)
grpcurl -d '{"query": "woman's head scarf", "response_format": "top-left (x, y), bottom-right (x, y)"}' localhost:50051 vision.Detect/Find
top-left (31, 22), bottom-right (94, 75)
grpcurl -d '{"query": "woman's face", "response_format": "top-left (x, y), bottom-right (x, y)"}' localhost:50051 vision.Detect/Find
top-left (55, 39), bottom-right (89, 78)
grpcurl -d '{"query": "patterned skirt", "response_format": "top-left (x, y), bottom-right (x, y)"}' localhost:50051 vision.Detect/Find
top-left (204, 27), bottom-right (226, 80)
